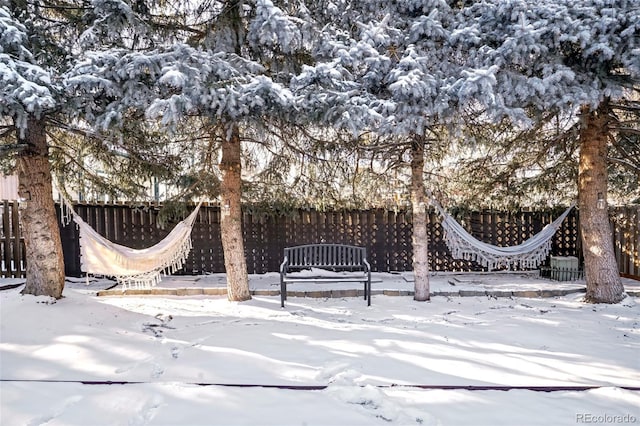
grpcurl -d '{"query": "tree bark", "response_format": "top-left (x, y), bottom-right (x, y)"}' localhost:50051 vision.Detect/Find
top-left (578, 101), bottom-right (625, 304)
top-left (220, 122), bottom-right (251, 301)
top-left (411, 137), bottom-right (430, 301)
top-left (17, 116), bottom-right (65, 298)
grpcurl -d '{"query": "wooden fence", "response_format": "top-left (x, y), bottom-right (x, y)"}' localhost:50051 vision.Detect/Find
top-left (0, 201), bottom-right (24, 278)
top-left (1, 202), bottom-right (638, 279)
top-left (58, 203), bottom-right (582, 275)
top-left (611, 206), bottom-right (640, 279)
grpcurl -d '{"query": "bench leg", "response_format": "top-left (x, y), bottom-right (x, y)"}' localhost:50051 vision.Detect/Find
top-left (367, 277), bottom-right (371, 306)
top-left (280, 276), bottom-right (286, 308)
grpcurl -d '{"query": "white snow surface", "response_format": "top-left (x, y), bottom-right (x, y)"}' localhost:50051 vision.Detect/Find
top-left (1, 272), bottom-right (639, 426)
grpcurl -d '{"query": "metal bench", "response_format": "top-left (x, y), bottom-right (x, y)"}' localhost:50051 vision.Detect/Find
top-left (279, 244), bottom-right (372, 307)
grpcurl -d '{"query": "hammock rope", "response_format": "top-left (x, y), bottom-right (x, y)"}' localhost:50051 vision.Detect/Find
top-left (64, 200), bottom-right (202, 290)
top-left (429, 194), bottom-right (575, 271)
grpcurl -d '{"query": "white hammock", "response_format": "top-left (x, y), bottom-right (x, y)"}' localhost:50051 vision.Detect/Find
top-left (431, 199), bottom-right (574, 271)
top-left (67, 202), bottom-right (202, 290)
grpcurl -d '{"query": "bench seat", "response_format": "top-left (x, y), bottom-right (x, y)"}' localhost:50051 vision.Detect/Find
top-left (280, 244), bottom-right (371, 307)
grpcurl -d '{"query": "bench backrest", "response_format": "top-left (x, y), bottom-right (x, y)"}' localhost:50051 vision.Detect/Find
top-left (284, 244), bottom-right (366, 269)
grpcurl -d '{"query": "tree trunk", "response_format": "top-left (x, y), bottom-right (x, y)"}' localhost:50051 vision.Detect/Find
top-left (411, 137), bottom-right (430, 301)
top-left (578, 101), bottom-right (624, 304)
top-left (220, 122), bottom-right (251, 301)
top-left (16, 116), bottom-right (65, 298)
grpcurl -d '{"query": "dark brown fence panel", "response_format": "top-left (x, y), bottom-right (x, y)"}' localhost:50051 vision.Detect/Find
top-left (388, 210), bottom-right (412, 271)
top-left (244, 210), bottom-right (268, 274)
top-left (1, 201), bottom-right (25, 278)
top-left (189, 206), bottom-right (223, 274)
top-left (369, 210), bottom-right (387, 271)
top-left (553, 208), bottom-right (581, 257)
top-left (612, 206), bottom-right (639, 279)
top-left (57, 204), bottom-right (81, 277)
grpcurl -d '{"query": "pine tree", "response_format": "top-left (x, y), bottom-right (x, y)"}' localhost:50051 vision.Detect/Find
top-left (292, 0), bottom-right (497, 300)
top-left (1, 0), bottom-right (194, 298)
top-left (1, 4), bottom-right (65, 297)
top-left (67, 0), bottom-right (312, 301)
top-left (462, 0), bottom-right (639, 303)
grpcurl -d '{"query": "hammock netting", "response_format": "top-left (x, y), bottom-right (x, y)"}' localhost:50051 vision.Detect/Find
top-left (430, 198), bottom-right (574, 271)
top-left (66, 202), bottom-right (202, 290)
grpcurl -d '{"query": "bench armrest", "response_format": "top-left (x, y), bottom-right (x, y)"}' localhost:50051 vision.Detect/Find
top-left (362, 257), bottom-right (371, 272)
top-left (280, 256), bottom-right (289, 274)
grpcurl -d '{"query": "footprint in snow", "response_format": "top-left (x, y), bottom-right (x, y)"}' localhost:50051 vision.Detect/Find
top-left (27, 395), bottom-right (83, 426)
top-left (129, 395), bottom-right (163, 426)
top-left (151, 363), bottom-right (165, 378)
top-left (324, 385), bottom-right (430, 425)
top-left (171, 346), bottom-right (180, 359)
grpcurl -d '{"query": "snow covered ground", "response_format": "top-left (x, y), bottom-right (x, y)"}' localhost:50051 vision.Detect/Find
top-left (1, 272), bottom-right (639, 426)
